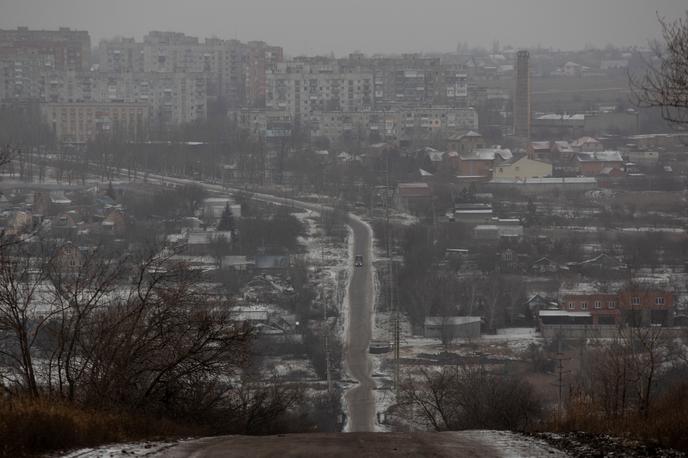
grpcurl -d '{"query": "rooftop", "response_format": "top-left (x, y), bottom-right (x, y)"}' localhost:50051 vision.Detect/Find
top-left (460, 148), bottom-right (512, 162)
top-left (398, 182), bottom-right (432, 198)
top-left (425, 316), bottom-right (482, 326)
top-left (576, 151), bottom-right (623, 162)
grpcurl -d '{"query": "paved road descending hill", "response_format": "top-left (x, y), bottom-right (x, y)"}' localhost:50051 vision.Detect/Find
top-left (342, 213), bottom-right (376, 432)
top-left (140, 175), bottom-right (377, 431)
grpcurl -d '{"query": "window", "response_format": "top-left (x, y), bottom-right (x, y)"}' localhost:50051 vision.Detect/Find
top-left (632, 296), bottom-right (641, 306)
top-left (568, 302), bottom-right (575, 310)
top-left (581, 302), bottom-right (588, 310)
top-left (608, 301), bottom-right (616, 309)
top-left (655, 296), bottom-right (665, 305)
top-left (594, 301), bottom-right (601, 309)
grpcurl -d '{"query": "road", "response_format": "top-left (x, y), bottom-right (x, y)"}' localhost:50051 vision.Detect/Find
top-left (139, 175), bottom-right (377, 432)
top-left (160, 431), bottom-right (567, 457)
top-left (342, 213), bottom-right (376, 432)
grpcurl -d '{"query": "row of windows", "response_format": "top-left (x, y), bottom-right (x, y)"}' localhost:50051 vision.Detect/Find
top-left (569, 301), bottom-right (616, 310)
top-left (568, 296), bottom-right (667, 309)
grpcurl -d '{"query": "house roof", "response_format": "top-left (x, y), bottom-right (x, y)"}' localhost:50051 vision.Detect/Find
top-left (572, 136), bottom-right (601, 148)
top-left (460, 148), bottom-right (512, 162)
top-left (577, 253), bottom-right (623, 267)
top-left (447, 131), bottom-right (482, 141)
top-left (576, 151), bottom-right (623, 163)
top-left (553, 141), bottom-right (575, 153)
top-left (498, 225), bottom-right (524, 238)
top-left (49, 191), bottom-right (71, 205)
top-left (537, 114), bottom-right (585, 121)
top-left (398, 182), bottom-right (432, 198)
top-left (532, 256), bottom-right (557, 266)
top-left (425, 316), bottom-right (481, 326)
top-left (490, 177), bottom-right (597, 185)
top-left (530, 141), bottom-right (551, 150)
top-left (539, 310), bottom-right (591, 318)
top-left (427, 151), bottom-right (445, 162)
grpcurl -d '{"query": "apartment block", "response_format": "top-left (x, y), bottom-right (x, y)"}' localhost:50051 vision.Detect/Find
top-left (0, 27), bottom-right (91, 72)
top-left (266, 62), bottom-right (373, 117)
top-left (42, 101), bottom-right (150, 143)
top-left (97, 33), bottom-right (282, 108)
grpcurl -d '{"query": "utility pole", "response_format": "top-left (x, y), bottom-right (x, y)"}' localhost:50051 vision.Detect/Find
top-left (551, 338), bottom-right (571, 424)
top-left (385, 149), bottom-right (400, 396)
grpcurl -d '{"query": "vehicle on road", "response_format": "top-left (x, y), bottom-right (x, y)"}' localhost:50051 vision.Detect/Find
top-left (354, 254), bottom-right (364, 267)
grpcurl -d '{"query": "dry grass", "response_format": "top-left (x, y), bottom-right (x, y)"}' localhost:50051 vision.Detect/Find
top-left (0, 397), bottom-right (198, 457)
top-left (543, 382), bottom-right (688, 451)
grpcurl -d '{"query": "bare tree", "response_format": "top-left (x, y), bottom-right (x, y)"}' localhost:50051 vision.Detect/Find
top-left (630, 12), bottom-right (688, 124)
top-left (399, 365), bottom-right (541, 431)
top-left (0, 242), bottom-right (57, 396)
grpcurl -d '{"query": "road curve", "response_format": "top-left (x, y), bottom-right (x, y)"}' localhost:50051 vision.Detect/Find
top-left (137, 175), bottom-right (377, 431)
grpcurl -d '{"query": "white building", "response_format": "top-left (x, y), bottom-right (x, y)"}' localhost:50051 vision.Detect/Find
top-left (266, 62), bottom-right (373, 117)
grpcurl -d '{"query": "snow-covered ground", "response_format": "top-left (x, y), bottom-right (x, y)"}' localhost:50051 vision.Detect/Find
top-left (294, 209), bottom-right (350, 320)
top-left (259, 356), bottom-right (319, 380)
top-left (61, 441), bottom-right (179, 457)
top-left (451, 430), bottom-right (568, 457)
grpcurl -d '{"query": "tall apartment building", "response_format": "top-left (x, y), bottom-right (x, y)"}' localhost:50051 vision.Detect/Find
top-left (0, 27), bottom-right (91, 71)
top-left (97, 33), bottom-right (282, 108)
top-left (36, 69), bottom-right (206, 142)
top-left (0, 52), bottom-right (54, 101)
top-left (245, 41), bottom-right (283, 108)
top-left (0, 27), bottom-right (91, 102)
top-left (93, 71), bottom-right (207, 128)
top-left (266, 62), bottom-right (373, 117)
top-left (97, 37), bottom-right (145, 73)
top-left (327, 54), bottom-right (471, 108)
top-left (43, 70), bottom-right (94, 103)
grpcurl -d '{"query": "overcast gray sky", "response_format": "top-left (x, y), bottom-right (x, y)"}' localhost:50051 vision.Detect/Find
top-left (1, 0), bottom-right (685, 55)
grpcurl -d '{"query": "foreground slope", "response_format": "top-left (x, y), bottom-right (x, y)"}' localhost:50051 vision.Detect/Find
top-left (158, 431), bottom-right (567, 457)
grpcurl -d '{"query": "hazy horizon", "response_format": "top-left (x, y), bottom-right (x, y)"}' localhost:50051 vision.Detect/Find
top-left (1, 0), bottom-right (686, 56)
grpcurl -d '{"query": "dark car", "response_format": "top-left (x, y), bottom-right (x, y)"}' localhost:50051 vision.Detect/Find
top-left (354, 255), bottom-right (364, 267)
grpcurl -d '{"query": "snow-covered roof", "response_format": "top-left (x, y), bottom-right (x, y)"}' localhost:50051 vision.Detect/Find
top-left (427, 150), bottom-right (445, 162)
top-left (425, 316), bottom-right (481, 326)
top-left (539, 310), bottom-right (591, 318)
top-left (498, 225), bottom-right (524, 237)
top-left (553, 141), bottom-right (574, 152)
top-left (572, 136), bottom-right (600, 148)
top-left (49, 191), bottom-right (71, 204)
top-left (460, 147), bottom-right (512, 161)
top-left (576, 151), bottom-right (623, 162)
top-left (490, 177), bottom-right (597, 185)
top-left (537, 114), bottom-right (585, 121)
top-left (530, 141), bottom-right (551, 150)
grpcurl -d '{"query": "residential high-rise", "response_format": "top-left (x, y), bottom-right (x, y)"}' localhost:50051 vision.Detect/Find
top-left (514, 50), bottom-right (531, 139)
top-left (0, 27), bottom-right (91, 71)
top-left (266, 62), bottom-right (373, 118)
top-left (0, 27), bottom-right (91, 102)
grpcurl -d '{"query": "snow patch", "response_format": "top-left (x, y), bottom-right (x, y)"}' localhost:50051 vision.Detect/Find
top-left (62, 441), bottom-right (178, 457)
